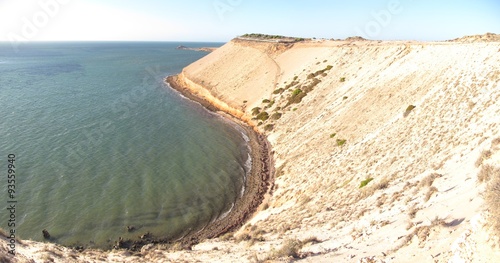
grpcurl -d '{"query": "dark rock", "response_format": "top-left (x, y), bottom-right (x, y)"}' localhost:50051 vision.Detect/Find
top-left (42, 229), bottom-right (51, 239)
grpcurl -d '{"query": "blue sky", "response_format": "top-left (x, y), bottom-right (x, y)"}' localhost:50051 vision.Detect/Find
top-left (1, 0), bottom-right (499, 42)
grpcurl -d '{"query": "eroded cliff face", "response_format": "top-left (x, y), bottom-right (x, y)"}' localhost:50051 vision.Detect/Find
top-left (3, 35), bottom-right (500, 262)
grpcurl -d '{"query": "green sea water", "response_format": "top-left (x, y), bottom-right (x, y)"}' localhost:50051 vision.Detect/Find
top-left (0, 42), bottom-right (250, 248)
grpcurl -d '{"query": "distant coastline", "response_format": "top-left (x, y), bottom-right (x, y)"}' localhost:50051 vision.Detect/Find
top-left (176, 45), bottom-right (218, 52)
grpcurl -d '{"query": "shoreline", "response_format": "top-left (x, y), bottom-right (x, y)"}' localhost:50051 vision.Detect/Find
top-left (105, 75), bottom-right (273, 251)
top-left (159, 75), bottom-right (273, 248)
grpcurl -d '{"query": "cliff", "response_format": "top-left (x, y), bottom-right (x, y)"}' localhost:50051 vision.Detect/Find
top-left (3, 34), bottom-right (500, 262)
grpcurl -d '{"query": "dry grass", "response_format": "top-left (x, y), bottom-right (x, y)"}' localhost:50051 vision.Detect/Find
top-left (475, 150), bottom-right (493, 167)
top-left (408, 206), bottom-right (418, 219)
top-left (268, 239), bottom-right (304, 260)
top-left (418, 173), bottom-right (440, 188)
top-left (478, 164), bottom-right (500, 183)
top-left (424, 186), bottom-right (438, 202)
top-left (485, 169), bottom-right (500, 244)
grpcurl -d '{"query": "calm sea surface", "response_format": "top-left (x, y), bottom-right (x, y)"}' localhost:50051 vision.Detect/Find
top-left (0, 42), bottom-right (249, 248)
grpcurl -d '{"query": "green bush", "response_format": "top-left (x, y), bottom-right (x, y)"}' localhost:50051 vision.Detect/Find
top-left (262, 99), bottom-right (271, 103)
top-left (292, 89), bottom-right (302, 96)
top-left (330, 133), bottom-right (336, 138)
top-left (273, 88), bottom-right (284, 94)
top-left (251, 107), bottom-right (261, 116)
top-left (264, 124), bottom-right (274, 131)
top-left (336, 139), bottom-right (346, 146)
top-left (256, 111), bottom-right (269, 121)
top-left (340, 77), bottom-right (346, 82)
top-left (287, 91), bottom-right (307, 106)
top-left (403, 105), bottom-right (416, 117)
top-left (359, 178), bottom-right (374, 188)
top-left (271, 112), bottom-right (282, 120)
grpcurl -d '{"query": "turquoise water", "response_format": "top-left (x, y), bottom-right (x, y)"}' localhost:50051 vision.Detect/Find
top-left (0, 42), bottom-right (249, 248)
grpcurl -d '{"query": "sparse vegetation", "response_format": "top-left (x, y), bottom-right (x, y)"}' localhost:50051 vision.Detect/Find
top-left (240, 33), bottom-right (306, 42)
top-left (424, 186), bottom-right (438, 202)
top-left (271, 112), bottom-right (282, 120)
top-left (286, 88), bottom-right (307, 106)
top-left (476, 150), bottom-right (492, 167)
top-left (485, 166), bottom-right (500, 244)
top-left (264, 124), bottom-right (274, 131)
top-left (273, 88), bottom-right (284, 94)
top-left (477, 164), bottom-right (498, 183)
top-left (359, 177), bottom-right (374, 188)
top-left (419, 173), bottom-right (440, 188)
top-left (251, 107), bottom-right (261, 116)
top-left (256, 111), bottom-right (269, 121)
top-left (269, 239), bottom-right (304, 259)
top-left (403, 105), bottom-right (416, 117)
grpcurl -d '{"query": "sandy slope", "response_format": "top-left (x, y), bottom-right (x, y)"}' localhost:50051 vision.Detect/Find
top-left (2, 35), bottom-right (500, 262)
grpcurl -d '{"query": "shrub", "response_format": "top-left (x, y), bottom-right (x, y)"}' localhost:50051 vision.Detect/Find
top-left (293, 108), bottom-right (298, 111)
top-left (264, 124), bottom-right (274, 131)
top-left (292, 89), bottom-right (302, 96)
top-left (336, 139), bottom-right (346, 146)
top-left (359, 178), bottom-right (374, 188)
top-left (273, 88), bottom-right (284, 94)
top-left (293, 76), bottom-right (298, 81)
top-left (243, 100), bottom-right (247, 103)
top-left (251, 107), bottom-right (261, 116)
top-left (424, 186), bottom-right (438, 202)
top-left (403, 105), bottom-right (416, 117)
top-left (271, 239), bottom-right (303, 259)
top-left (262, 99), bottom-right (271, 103)
top-left (271, 112), bottom-right (282, 120)
top-left (325, 65), bottom-right (333, 70)
top-left (307, 73), bottom-right (315, 79)
top-left (343, 96), bottom-right (348, 100)
top-left (485, 168), bottom-right (500, 244)
top-left (285, 80), bottom-right (300, 90)
top-left (330, 133), bottom-right (336, 138)
top-left (256, 111), bottom-right (269, 121)
top-left (340, 77), bottom-right (346, 82)
top-left (287, 91), bottom-right (307, 106)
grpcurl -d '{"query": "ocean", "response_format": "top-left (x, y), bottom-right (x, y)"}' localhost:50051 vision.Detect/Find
top-left (0, 42), bottom-right (250, 248)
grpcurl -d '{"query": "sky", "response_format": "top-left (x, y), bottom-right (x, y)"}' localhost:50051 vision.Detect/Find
top-left (0, 0), bottom-right (499, 42)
